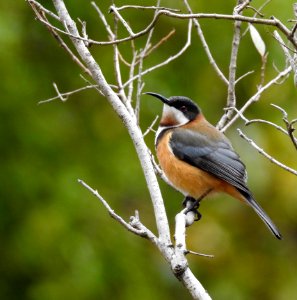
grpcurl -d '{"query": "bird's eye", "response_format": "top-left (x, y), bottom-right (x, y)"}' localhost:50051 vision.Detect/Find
top-left (180, 105), bottom-right (187, 112)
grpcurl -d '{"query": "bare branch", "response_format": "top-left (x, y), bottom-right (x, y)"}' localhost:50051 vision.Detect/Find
top-left (123, 20), bottom-right (192, 89)
top-left (273, 29), bottom-right (297, 87)
top-left (135, 0), bottom-right (161, 122)
top-left (127, 49), bottom-right (138, 102)
top-left (116, 5), bottom-right (180, 12)
top-left (221, 66), bottom-right (292, 132)
top-left (112, 16), bottom-right (128, 104)
top-left (53, 82), bottom-right (66, 102)
top-left (143, 116), bottom-right (159, 137)
top-left (38, 84), bottom-right (97, 104)
top-left (180, 269), bottom-right (213, 300)
top-left (271, 104), bottom-right (297, 150)
top-left (245, 5), bottom-right (264, 17)
top-left (28, 1), bottom-right (296, 298)
top-left (237, 129), bottom-right (297, 176)
top-left (28, 0), bottom-right (60, 20)
top-left (273, 31), bottom-right (295, 67)
top-left (234, 0), bottom-right (252, 14)
top-left (28, 1), bottom-right (92, 76)
top-left (224, 106), bottom-right (249, 123)
top-left (78, 179), bottom-right (158, 242)
top-left (91, 2), bottom-right (114, 39)
top-left (246, 119), bottom-right (288, 135)
top-left (109, 5), bottom-right (135, 36)
top-left (173, 209), bottom-right (212, 299)
top-left (217, 0), bottom-right (248, 130)
top-left (185, 250), bottom-right (214, 258)
top-left (259, 53), bottom-right (268, 88)
top-left (28, 3), bottom-right (297, 49)
top-left (51, 0), bottom-right (172, 247)
top-left (235, 70), bottom-right (254, 84)
top-left (143, 28), bottom-right (176, 59)
top-left (183, 0), bottom-right (228, 85)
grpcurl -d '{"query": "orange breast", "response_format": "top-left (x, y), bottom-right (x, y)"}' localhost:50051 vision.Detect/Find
top-left (156, 130), bottom-right (244, 201)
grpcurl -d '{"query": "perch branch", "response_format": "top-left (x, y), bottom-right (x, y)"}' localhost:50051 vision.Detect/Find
top-left (51, 0), bottom-right (172, 248)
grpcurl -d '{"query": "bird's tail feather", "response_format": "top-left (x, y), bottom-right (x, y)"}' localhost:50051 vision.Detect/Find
top-left (243, 192), bottom-right (282, 240)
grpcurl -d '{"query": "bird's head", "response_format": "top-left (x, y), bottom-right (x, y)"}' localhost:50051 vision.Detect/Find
top-left (145, 92), bottom-right (201, 127)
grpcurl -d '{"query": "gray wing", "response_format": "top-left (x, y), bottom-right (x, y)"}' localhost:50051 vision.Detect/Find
top-left (170, 128), bottom-right (282, 239)
top-left (170, 128), bottom-right (249, 195)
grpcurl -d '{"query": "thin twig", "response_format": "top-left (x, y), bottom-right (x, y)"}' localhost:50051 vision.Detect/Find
top-left (271, 104), bottom-right (297, 150)
top-left (53, 0), bottom-right (172, 246)
top-left (234, 0), bottom-right (252, 14)
top-left (38, 84), bottom-right (97, 104)
top-left (111, 13), bottom-right (135, 117)
top-left (53, 82), bottom-right (66, 101)
top-left (78, 18), bottom-right (89, 47)
top-left (221, 66), bottom-right (292, 132)
top-left (258, 53), bottom-right (268, 89)
top-left (224, 107), bottom-right (249, 123)
top-left (235, 70), bottom-right (254, 84)
top-left (237, 129), bottom-right (297, 176)
top-left (116, 5), bottom-right (180, 12)
top-left (109, 5), bottom-right (135, 36)
top-left (135, 0), bottom-right (162, 123)
top-left (28, 0), bottom-right (60, 20)
top-left (183, 0), bottom-right (228, 85)
top-left (185, 250), bottom-right (214, 258)
top-left (246, 119), bottom-right (288, 135)
top-left (127, 49), bottom-right (138, 102)
top-left (143, 28), bottom-right (176, 59)
top-left (123, 20), bottom-right (193, 89)
top-left (91, 2), bottom-right (115, 40)
top-left (112, 15), bottom-right (127, 101)
top-left (148, 149), bottom-right (173, 187)
top-left (245, 5), bottom-right (264, 17)
top-left (273, 31), bottom-right (295, 67)
top-left (29, 2), bottom-right (92, 76)
top-left (242, 0), bottom-right (271, 36)
top-left (28, 6), bottom-right (297, 49)
top-left (217, 0), bottom-right (247, 130)
top-left (143, 116), bottom-right (159, 137)
top-left (78, 179), bottom-right (158, 242)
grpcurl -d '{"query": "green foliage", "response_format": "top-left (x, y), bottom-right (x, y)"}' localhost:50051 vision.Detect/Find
top-left (1, 1), bottom-right (297, 299)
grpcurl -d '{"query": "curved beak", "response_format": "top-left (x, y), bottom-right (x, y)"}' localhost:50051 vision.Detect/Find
top-left (144, 92), bottom-right (170, 105)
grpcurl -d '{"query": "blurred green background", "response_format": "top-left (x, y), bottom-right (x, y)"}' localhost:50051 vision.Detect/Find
top-left (1, 0), bottom-right (297, 299)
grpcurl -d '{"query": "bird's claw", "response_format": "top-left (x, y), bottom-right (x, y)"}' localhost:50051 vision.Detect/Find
top-left (183, 196), bottom-right (202, 221)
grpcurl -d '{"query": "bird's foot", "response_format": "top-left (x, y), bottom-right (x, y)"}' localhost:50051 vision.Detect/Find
top-left (183, 196), bottom-right (202, 221)
top-left (182, 189), bottom-right (213, 222)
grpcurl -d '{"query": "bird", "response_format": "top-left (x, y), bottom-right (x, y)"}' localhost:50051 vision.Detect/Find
top-left (145, 92), bottom-right (282, 240)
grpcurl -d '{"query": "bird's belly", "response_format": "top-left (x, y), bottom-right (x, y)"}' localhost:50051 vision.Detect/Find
top-left (156, 133), bottom-right (224, 199)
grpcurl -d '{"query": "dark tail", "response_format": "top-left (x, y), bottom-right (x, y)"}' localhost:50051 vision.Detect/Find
top-left (242, 192), bottom-right (282, 240)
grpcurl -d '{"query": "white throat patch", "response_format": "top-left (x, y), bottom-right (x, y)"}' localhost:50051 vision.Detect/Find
top-left (155, 104), bottom-right (189, 146)
top-left (162, 104), bottom-right (189, 126)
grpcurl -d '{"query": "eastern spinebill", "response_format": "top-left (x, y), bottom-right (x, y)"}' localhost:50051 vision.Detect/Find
top-left (145, 92), bottom-right (281, 239)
